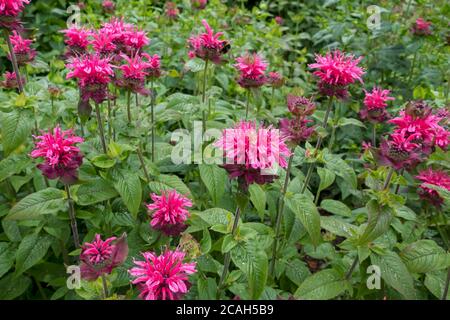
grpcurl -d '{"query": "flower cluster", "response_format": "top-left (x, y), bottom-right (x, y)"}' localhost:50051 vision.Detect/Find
top-left (360, 87), bottom-right (394, 123)
top-left (309, 50), bottom-right (364, 99)
top-left (165, 2), bottom-right (179, 20)
top-left (267, 71), bottom-right (284, 88)
top-left (235, 53), bottom-right (268, 89)
top-left (188, 19), bottom-right (229, 64)
top-left (102, 0), bottom-right (115, 14)
top-left (216, 121), bottom-right (291, 189)
top-left (0, 71), bottom-right (24, 89)
top-left (30, 126), bottom-right (84, 184)
top-left (80, 233), bottom-right (128, 281)
top-left (116, 53), bottom-right (151, 95)
top-left (280, 95), bottom-right (316, 145)
top-left (412, 18), bottom-right (432, 36)
top-left (129, 249), bottom-right (197, 300)
top-left (8, 31), bottom-right (36, 65)
top-left (61, 26), bottom-right (92, 56)
top-left (0, 0), bottom-right (30, 29)
top-left (416, 169), bottom-right (450, 208)
top-left (146, 190), bottom-right (193, 236)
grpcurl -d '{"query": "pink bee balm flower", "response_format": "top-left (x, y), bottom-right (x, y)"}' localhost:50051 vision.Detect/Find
top-left (280, 117), bottom-right (315, 145)
top-left (235, 53), bottom-right (268, 89)
top-left (0, 0), bottom-right (30, 29)
top-left (0, 70), bottom-right (24, 89)
top-left (191, 0), bottom-right (207, 10)
top-left (360, 87), bottom-right (394, 123)
top-left (66, 54), bottom-right (114, 104)
top-left (275, 16), bottom-right (283, 25)
top-left (8, 30), bottom-right (36, 65)
top-left (80, 233), bottom-right (129, 281)
top-left (102, 0), bottom-right (115, 14)
top-left (188, 19), bottom-right (229, 64)
top-left (309, 50), bottom-right (364, 98)
top-left (116, 53), bottom-right (151, 95)
top-left (165, 2), bottom-right (179, 20)
top-left (100, 18), bottom-right (135, 54)
top-left (142, 53), bottom-right (162, 79)
top-left (215, 121), bottom-right (291, 189)
top-left (416, 169), bottom-right (450, 208)
top-left (30, 126), bottom-right (84, 184)
top-left (287, 95), bottom-right (316, 117)
top-left (412, 18), bottom-right (432, 36)
top-left (61, 26), bottom-right (92, 56)
top-left (267, 71), bottom-right (284, 88)
top-left (91, 31), bottom-right (117, 56)
top-left (123, 28), bottom-right (150, 53)
top-left (378, 131), bottom-right (422, 170)
top-left (146, 190), bottom-right (193, 236)
top-left (129, 249), bottom-right (197, 300)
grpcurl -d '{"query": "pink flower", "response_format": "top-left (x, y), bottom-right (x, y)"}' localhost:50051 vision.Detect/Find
top-left (61, 26), bottom-right (92, 55)
top-left (66, 54), bottom-right (114, 103)
top-left (188, 19), bottom-right (229, 64)
top-left (123, 28), bottom-right (150, 53)
top-left (165, 2), bottom-right (179, 19)
top-left (235, 53), bottom-right (268, 89)
top-left (0, 0), bottom-right (30, 29)
top-left (215, 121), bottom-right (291, 189)
top-left (0, 71), bottom-right (24, 89)
top-left (280, 117), bottom-right (315, 145)
top-left (412, 18), bottom-right (432, 36)
top-left (91, 31), bottom-right (117, 56)
top-left (116, 53), bottom-right (151, 95)
top-left (378, 131), bottom-right (422, 170)
top-left (8, 30), bottom-right (36, 65)
top-left (100, 18), bottom-right (135, 54)
top-left (191, 0), bottom-right (207, 10)
top-left (129, 249), bottom-right (197, 300)
top-left (287, 94), bottom-right (316, 117)
top-left (360, 87), bottom-right (394, 123)
top-left (416, 169), bottom-right (450, 207)
top-left (80, 233), bottom-right (129, 281)
top-left (362, 141), bottom-right (372, 152)
top-left (267, 71), bottom-right (284, 88)
top-left (309, 50), bottom-right (364, 98)
top-left (102, 0), bottom-right (115, 14)
top-left (30, 126), bottom-right (84, 184)
top-left (275, 16), bottom-right (283, 25)
top-left (146, 190), bottom-right (193, 236)
top-left (142, 53), bottom-right (162, 79)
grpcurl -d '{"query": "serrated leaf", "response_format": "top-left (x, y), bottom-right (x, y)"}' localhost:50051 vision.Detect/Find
top-left (149, 174), bottom-right (191, 197)
top-left (0, 273), bottom-right (31, 299)
top-left (320, 199), bottom-right (352, 217)
top-left (194, 208), bottom-right (234, 226)
top-left (317, 167), bottom-right (335, 193)
top-left (249, 184), bottom-right (266, 220)
top-left (15, 234), bottom-right (53, 275)
top-left (320, 216), bottom-right (358, 238)
top-left (324, 154), bottom-right (357, 190)
top-left (286, 259), bottom-right (311, 286)
top-left (199, 164), bottom-right (227, 206)
top-left (0, 109), bottom-right (32, 156)
top-left (0, 155), bottom-right (31, 183)
top-left (286, 194), bottom-right (321, 246)
top-left (400, 240), bottom-right (450, 273)
top-left (358, 200), bottom-right (394, 245)
top-left (294, 269), bottom-right (347, 300)
top-left (5, 188), bottom-right (66, 220)
top-left (0, 243), bottom-right (15, 278)
top-left (75, 178), bottom-right (118, 206)
top-left (425, 271), bottom-right (450, 300)
top-left (111, 168), bottom-right (142, 218)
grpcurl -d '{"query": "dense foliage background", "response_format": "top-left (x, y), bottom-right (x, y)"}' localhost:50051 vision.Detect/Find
top-left (0, 0), bottom-right (449, 300)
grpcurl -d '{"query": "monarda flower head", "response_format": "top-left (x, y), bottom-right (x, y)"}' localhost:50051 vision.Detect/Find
top-left (378, 131), bottom-right (422, 170)
top-left (123, 28), bottom-right (150, 54)
top-left (66, 54), bottom-right (114, 104)
top-left (30, 126), bottom-right (84, 184)
top-left (142, 53), bottom-right (162, 79)
top-left (188, 19), bottom-right (229, 64)
top-left (8, 30), bottom-right (36, 65)
top-left (287, 94), bottom-right (316, 117)
top-left (102, 0), bottom-right (115, 14)
top-left (416, 169), bottom-right (450, 208)
top-left (0, 0), bottom-right (30, 29)
top-left (215, 121), bottom-right (291, 190)
top-left (0, 71), bottom-right (24, 89)
top-left (280, 117), bottom-right (315, 146)
top-left (91, 31), bottom-right (117, 56)
top-left (116, 53), bottom-right (150, 95)
top-left (146, 190), bottom-right (193, 236)
top-left (100, 18), bottom-right (135, 54)
top-left (412, 18), bottom-right (432, 36)
top-left (191, 0), bottom-right (207, 10)
top-left (235, 53), bottom-right (268, 89)
top-left (80, 233), bottom-right (128, 281)
top-left (165, 2), bottom-right (179, 20)
top-left (360, 87), bottom-right (394, 123)
top-left (309, 50), bottom-right (364, 99)
top-left (267, 71), bottom-right (284, 88)
top-left (129, 249), bottom-right (197, 300)
top-left (61, 26), bottom-right (92, 56)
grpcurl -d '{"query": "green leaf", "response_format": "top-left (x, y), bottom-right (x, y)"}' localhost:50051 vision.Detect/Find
top-left (5, 188), bottom-right (66, 220)
top-left (317, 167), bottom-right (335, 193)
top-left (337, 117), bottom-right (366, 128)
top-left (0, 243), bottom-right (15, 278)
top-left (286, 194), bottom-right (321, 246)
top-left (320, 199), bottom-right (352, 217)
top-left (249, 184), bottom-right (266, 220)
top-left (111, 168), bottom-right (142, 218)
top-left (0, 273), bottom-right (31, 299)
top-left (320, 216), bottom-right (358, 238)
top-left (194, 208), bottom-right (234, 227)
top-left (74, 178), bottom-right (118, 206)
top-left (286, 259), bottom-right (311, 286)
top-left (0, 154), bottom-right (31, 183)
top-left (425, 271), bottom-right (450, 300)
top-left (371, 251), bottom-right (417, 299)
top-left (15, 234), bottom-right (53, 275)
top-left (294, 269), bottom-right (347, 300)
top-left (400, 240), bottom-right (450, 273)
top-left (199, 164), bottom-right (227, 206)
top-left (149, 174), bottom-right (191, 197)
top-left (0, 109), bottom-right (32, 156)
top-left (358, 200), bottom-right (394, 245)
top-left (324, 154), bottom-right (357, 190)
top-left (200, 229), bottom-right (212, 254)
top-left (91, 155), bottom-right (116, 168)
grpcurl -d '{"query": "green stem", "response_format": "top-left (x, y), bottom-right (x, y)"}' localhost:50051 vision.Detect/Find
top-left (301, 96), bottom-right (334, 194)
top-left (107, 99), bottom-right (112, 143)
top-left (95, 104), bottom-right (108, 154)
top-left (4, 29), bottom-right (24, 93)
top-left (394, 169), bottom-right (405, 195)
top-left (269, 154), bottom-right (294, 277)
top-left (383, 167), bottom-right (395, 191)
top-left (345, 256), bottom-right (359, 280)
top-left (65, 185), bottom-right (80, 249)
top-left (137, 145), bottom-right (150, 183)
top-left (127, 90), bottom-right (132, 124)
top-left (245, 89), bottom-right (251, 120)
top-left (101, 274), bottom-right (108, 299)
top-left (372, 123), bottom-right (377, 147)
top-left (443, 268), bottom-right (450, 300)
top-left (151, 79), bottom-right (155, 162)
top-left (202, 59), bottom-right (209, 133)
top-left (217, 206), bottom-right (242, 298)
